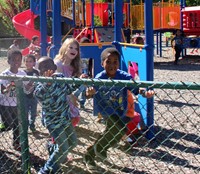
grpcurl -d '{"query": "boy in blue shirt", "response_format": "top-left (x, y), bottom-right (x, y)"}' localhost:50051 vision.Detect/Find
top-left (34, 57), bottom-right (78, 174)
top-left (84, 47), bottom-right (154, 172)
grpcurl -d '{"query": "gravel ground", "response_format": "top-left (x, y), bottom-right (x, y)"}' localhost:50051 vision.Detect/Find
top-left (0, 47), bottom-right (199, 174)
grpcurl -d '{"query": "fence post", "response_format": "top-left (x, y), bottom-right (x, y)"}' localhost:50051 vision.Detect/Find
top-left (16, 80), bottom-right (30, 174)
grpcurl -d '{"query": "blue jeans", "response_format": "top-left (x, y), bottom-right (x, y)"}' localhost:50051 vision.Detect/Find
top-left (43, 122), bottom-right (77, 173)
top-left (24, 96), bottom-right (38, 129)
top-left (73, 85), bottom-right (86, 106)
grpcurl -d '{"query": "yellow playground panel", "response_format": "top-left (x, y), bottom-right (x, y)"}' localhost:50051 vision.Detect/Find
top-left (54, 0), bottom-right (180, 32)
top-left (130, 1), bottom-right (181, 30)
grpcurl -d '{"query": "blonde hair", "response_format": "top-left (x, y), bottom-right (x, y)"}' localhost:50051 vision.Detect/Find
top-left (54, 38), bottom-right (81, 77)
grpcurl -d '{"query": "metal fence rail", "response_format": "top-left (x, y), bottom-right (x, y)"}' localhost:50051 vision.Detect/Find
top-left (0, 76), bottom-right (199, 174)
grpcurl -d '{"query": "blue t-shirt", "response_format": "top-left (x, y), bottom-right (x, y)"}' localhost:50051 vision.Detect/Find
top-left (172, 36), bottom-right (184, 49)
top-left (95, 69), bottom-right (139, 123)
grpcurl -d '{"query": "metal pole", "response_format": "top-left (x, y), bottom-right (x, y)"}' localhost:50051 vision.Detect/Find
top-left (51, 0), bottom-right (61, 58)
top-left (114, 0), bottom-right (123, 42)
top-left (16, 80), bottom-right (30, 174)
top-left (40, 0), bottom-right (48, 56)
top-left (144, 0), bottom-right (154, 139)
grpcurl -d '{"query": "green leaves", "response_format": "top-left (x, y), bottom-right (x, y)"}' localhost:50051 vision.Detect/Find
top-left (0, 0), bottom-right (30, 37)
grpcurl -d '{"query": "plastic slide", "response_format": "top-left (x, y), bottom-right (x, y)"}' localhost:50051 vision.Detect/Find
top-left (12, 9), bottom-right (50, 55)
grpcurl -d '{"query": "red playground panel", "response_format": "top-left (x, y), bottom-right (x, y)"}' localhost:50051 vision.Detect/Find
top-left (182, 6), bottom-right (200, 36)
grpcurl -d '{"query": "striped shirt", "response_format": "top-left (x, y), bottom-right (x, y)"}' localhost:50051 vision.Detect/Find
top-left (34, 73), bottom-right (76, 128)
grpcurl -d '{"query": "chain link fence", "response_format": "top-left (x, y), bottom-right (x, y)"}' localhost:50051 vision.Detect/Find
top-left (0, 74), bottom-right (199, 174)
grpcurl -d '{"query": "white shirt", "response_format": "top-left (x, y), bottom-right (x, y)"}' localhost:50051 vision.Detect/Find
top-left (0, 69), bottom-right (27, 106)
top-left (9, 44), bottom-right (20, 51)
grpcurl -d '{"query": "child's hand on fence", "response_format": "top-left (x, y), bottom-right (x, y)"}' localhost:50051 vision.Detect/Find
top-left (145, 90), bottom-right (155, 98)
top-left (43, 70), bottom-right (54, 86)
top-left (43, 70), bottom-right (54, 77)
top-left (80, 73), bottom-right (88, 79)
top-left (140, 88), bottom-right (155, 98)
top-left (86, 87), bottom-right (96, 98)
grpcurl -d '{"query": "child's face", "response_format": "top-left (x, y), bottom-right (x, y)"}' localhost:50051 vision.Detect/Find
top-left (177, 30), bottom-right (181, 36)
top-left (25, 57), bottom-right (35, 70)
top-left (39, 60), bottom-right (56, 76)
top-left (8, 54), bottom-right (22, 71)
top-left (33, 38), bottom-right (39, 45)
top-left (102, 54), bottom-right (119, 78)
top-left (65, 43), bottom-right (78, 61)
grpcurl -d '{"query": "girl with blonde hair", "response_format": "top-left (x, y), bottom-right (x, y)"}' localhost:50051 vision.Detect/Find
top-left (54, 38), bottom-right (82, 77)
top-left (54, 38), bottom-right (89, 128)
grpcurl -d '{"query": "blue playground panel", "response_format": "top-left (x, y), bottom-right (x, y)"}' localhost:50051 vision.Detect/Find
top-left (183, 37), bottom-right (200, 48)
top-left (120, 44), bottom-right (150, 131)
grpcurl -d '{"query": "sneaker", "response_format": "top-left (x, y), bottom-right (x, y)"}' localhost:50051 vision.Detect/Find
top-left (46, 140), bottom-right (57, 156)
top-left (38, 167), bottom-right (53, 174)
top-left (30, 127), bottom-right (37, 133)
top-left (83, 154), bottom-right (98, 173)
top-left (13, 142), bottom-right (21, 151)
top-left (94, 145), bottom-right (107, 160)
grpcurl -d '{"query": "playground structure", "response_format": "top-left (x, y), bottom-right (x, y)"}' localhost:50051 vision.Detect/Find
top-left (154, 1), bottom-right (200, 56)
top-left (12, 1), bottom-right (183, 52)
top-left (12, 0), bottom-right (200, 139)
top-left (182, 6), bottom-right (200, 50)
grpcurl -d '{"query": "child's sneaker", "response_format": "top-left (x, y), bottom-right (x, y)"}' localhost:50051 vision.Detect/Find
top-left (37, 167), bottom-right (51, 174)
top-left (30, 127), bottom-right (37, 133)
top-left (13, 142), bottom-right (21, 151)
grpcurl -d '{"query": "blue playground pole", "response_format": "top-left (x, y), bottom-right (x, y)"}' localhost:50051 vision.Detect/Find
top-left (51, 0), bottom-right (61, 58)
top-left (40, 0), bottom-right (47, 56)
top-left (144, 0), bottom-right (154, 139)
top-left (114, 0), bottom-right (123, 42)
top-left (73, 0), bottom-right (76, 27)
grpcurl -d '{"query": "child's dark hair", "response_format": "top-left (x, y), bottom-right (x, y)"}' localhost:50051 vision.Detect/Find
top-left (7, 50), bottom-right (22, 61)
top-left (37, 56), bottom-right (57, 75)
top-left (135, 36), bottom-right (144, 44)
top-left (101, 47), bottom-right (120, 63)
top-left (32, 35), bottom-right (39, 42)
top-left (174, 29), bottom-right (185, 37)
top-left (24, 54), bottom-right (36, 62)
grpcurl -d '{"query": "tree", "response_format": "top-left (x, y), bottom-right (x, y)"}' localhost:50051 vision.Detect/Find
top-left (0, 0), bottom-right (29, 37)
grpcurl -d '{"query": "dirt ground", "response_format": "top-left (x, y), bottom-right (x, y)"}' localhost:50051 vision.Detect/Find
top-left (0, 47), bottom-right (199, 174)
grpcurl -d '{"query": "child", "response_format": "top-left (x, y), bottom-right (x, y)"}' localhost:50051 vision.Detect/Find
top-left (84, 47), bottom-right (155, 172)
top-left (135, 36), bottom-right (144, 45)
top-left (23, 54), bottom-right (39, 132)
top-left (8, 39), bottom-right (20, 51)
top-left (54, 38), bottom-right (86, 126)
top-left (29, 35), bottom-right (40, 55)
top-left (0, 50), bottom-right (27, 151)
top-left (171, 29), bottom-right (184, 65)
top-left (34, 57), bottom-right (78, 174)
top-left (47, 36), bottom-right (53, 57)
